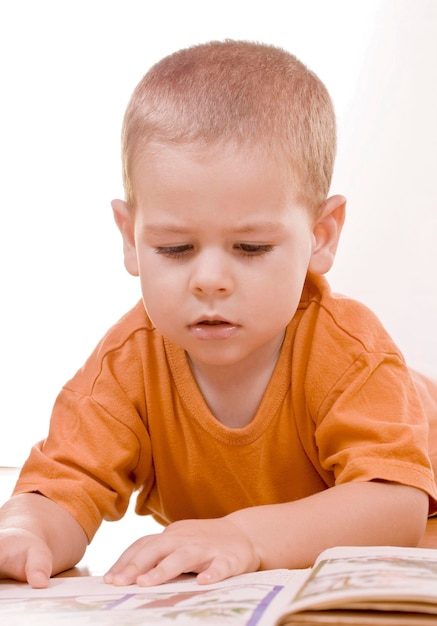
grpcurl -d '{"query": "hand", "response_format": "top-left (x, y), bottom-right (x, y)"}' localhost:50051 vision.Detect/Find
top-left (0, 528), bottom-right (53, 588)
top-left (104, 517), bottom-right (261, 587)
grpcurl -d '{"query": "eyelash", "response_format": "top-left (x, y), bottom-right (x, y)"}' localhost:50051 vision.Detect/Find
top-left (154, 244), bottom-right (274, 259)
top-left (154, 245), bottom-right (193, 259)
top-left (234, 243), bottom-right (274, 256)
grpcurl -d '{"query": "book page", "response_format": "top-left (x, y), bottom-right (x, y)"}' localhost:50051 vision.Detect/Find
top-left (281, 546), bottom-right (437, 616)
top-left (0, 569), bottom-right (307, 626)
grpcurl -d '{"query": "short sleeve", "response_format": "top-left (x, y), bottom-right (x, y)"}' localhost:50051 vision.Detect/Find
top-left (13, 326), bottom-right (155, 541)
top-left (313, 352), bottom-right (437, 513)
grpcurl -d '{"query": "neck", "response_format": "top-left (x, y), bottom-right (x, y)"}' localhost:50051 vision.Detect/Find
top-left (187, 331), bottom-right (285, 427)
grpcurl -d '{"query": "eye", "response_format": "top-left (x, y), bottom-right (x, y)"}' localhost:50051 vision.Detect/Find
top-left (234, 243), bottom-right (274, 256)
top-left (154, 244), bottom-right (193, 258)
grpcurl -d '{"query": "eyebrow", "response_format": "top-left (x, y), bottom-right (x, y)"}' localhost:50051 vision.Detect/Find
top-left (144, 221), bottom-right (287, 235)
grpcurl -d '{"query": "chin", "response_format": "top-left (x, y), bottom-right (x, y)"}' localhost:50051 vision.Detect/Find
top-left (187, 346), bottom-right (251, 368)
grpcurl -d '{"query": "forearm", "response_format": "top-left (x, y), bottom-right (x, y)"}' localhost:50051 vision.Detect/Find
top-left (227, 482), bottom-right (428, 570)
top-left (99, 482), bottom-right (428, 588)
top-left (0, 493), bottom-right (88, 576)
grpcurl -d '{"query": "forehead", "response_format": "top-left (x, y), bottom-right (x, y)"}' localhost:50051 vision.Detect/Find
top-left (130, 142), bottom-right (299, 208)
top-left (129, 143), bottom-right (313, 234)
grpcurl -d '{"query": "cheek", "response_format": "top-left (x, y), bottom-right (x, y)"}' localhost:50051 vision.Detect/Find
top-left (249, 276), bottom-right (301, 322)
top-left (140, 292), bottom-right (172, 335)
top-left (141, 278), bottom-right (170, 304)
top-left (139, 269), bottom-right (182, 322)
top-left (256, 263), bottom-right (307, 316)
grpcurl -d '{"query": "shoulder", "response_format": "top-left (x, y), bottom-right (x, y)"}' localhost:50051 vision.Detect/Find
top-left (93, 300), bottom-right (155, 353)
top-left (292, 274), bottom-right (409, 414)
top-left (297, 273), bottom-right (401, 356)
top-left (66, 300), bottom-right (165, 396)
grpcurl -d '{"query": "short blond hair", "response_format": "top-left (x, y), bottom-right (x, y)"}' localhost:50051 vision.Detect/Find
top-left (121, 40), bottom-right (336, 214)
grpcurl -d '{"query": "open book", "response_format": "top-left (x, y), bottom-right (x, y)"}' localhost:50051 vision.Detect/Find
top-left (2, 545), bottom-right (437, 625)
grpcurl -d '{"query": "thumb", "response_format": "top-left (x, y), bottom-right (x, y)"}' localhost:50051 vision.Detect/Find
top-left (25, 546), bottom-right (53, 589)
top-left (196, 556), bottom-right (234, 586)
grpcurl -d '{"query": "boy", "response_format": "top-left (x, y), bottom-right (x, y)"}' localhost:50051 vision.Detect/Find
top-left (1, 40), bottom-right (437, 589)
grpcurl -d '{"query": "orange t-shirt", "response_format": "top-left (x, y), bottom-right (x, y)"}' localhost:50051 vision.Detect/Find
top-left (14, 274), bottom-right (437, 541)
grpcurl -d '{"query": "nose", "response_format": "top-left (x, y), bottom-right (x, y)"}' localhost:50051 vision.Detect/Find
top-left (189, 249), bottom-right (234, 297)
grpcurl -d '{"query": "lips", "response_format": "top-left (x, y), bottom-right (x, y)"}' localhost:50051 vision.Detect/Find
top-left (191, 314), bottom-right (233, 326)
top-left (189, 317), bottom-right (238, 340)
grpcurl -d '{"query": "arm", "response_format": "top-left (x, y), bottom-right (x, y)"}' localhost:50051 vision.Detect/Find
top-left (228, 481), bottom-right (428, 570)
top-left (104, 481), bottom-right (428, 586)
top-left (0, 493), bottom-right (88, 588)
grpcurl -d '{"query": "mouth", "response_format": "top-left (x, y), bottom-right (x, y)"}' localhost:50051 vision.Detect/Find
top-left (189, 317), bottom-right (238, 339)
top-left (192, 315), bottom-right (233, 326)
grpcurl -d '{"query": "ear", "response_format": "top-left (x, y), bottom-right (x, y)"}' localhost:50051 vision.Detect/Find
top-left (308, 194), bottom-right (346, 275)
top-left (111, 199), bottom-right (140, 277)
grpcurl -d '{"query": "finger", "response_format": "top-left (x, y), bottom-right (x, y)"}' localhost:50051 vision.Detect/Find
top-left (104, 536), bottom-right (159, 585)
top-left (25, 547), bottom-right (52, 589)
top-left (136, 548), bottom-right (203, 587)
top-left (26, 569), bottom-right (51, 589)
top-left (105, 562), bottom-right (143, 586)
top-left (196, 555), bottom-right (242, 586)
top-left (104, 554), bottom-right (136, 585)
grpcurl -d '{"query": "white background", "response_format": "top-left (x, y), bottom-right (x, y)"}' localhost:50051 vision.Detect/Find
top-left (1, 0), bottom-right (436, 467)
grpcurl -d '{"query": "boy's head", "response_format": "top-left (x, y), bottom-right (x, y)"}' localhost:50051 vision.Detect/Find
top-left (121, 39), bottom-right (336, 216)
top-left (113, 41), bottom-right (345, 369)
